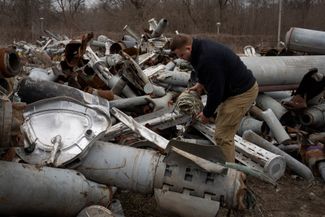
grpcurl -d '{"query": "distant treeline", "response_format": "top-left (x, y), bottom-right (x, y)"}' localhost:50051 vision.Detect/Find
top-left (0, 0), bottom-right (324, 47)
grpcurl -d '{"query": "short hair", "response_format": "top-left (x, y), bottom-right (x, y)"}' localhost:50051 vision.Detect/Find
top-left (170, 34), bottom-right (193, 51)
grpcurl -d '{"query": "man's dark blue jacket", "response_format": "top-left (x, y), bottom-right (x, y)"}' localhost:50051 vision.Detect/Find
top-left (190, 38), bottom-right (256, 117)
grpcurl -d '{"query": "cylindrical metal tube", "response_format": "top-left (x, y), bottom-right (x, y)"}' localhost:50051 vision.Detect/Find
top-left (156, 70), bottom-right (190, 87)
top-left (107, 76), bottom-right (137, 98)
top-left (109, 40), bottom-right (137, 54)
top-left (253, 108), bottom-right (291, 144)
top-left (90, 40), bottom-right (107, 48)
top-left (122, 35), bottom-right (137, 43)
top-left (300, 103), bottom-right (325, 128)
top-left (122, 25), bottom-right (140, 42)
top-left (109, 96), bottom-right (148, 109)
top-left (256, 93), bottom-right (288, 119)
top-left (155, 155), bottom-right (250, 210)
top-left (165, 61), bottom-right (176, 71)
top-left (156, 82), bottom-right (186, 92)
top-left (265, 91), bottom-right (292, 101)
top-left (77, 141), bottom-right (252, 211)
top-left (240, 56), bottom-right (325, 88)
top-left (0, 48), bottom-right (21, 78)
top-left (0, 160), bottom-right (112, 217)
top-left (285, 27), bottom-right (325, 54)
top-left (18, 78), bottom-right (110, 106)
top-left (151, 84), bottom-right (166, 97)
top-left (111, 77), bottom-right (127, 96)
top-left (277, 144), bottom-right (300, 152)
top-left (76, 141), bottom-right (162, 194)
top-left (77, 205), bottom-right (114, 217)
top-left (234, 136), bottom-right (286, 181)
top-left (151, 18), bottom-right (168, 38)
top-left (242, 130), bottom-right (314, 181)
top-left (237, 116), bottom-right (263, 136)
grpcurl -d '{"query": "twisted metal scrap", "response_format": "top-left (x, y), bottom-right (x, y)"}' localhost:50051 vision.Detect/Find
top-left (175, 91), bottom-right (203, 116)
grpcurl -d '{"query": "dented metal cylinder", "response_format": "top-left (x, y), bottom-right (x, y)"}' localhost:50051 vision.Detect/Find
top-left (0, 160), bottom-right (112, 217)
top-left (300, 103), bottom-right (325, 128)
top-left (0, 48), bottom-right (21, 78)
top-left (154, 151), bottom-right (250, 211)
top-left (76, 141), bottom-right (162, 193)
top-left (285, 27), bottom-right (325, 54)
top-left (77, 141), bottom-right (249, 211)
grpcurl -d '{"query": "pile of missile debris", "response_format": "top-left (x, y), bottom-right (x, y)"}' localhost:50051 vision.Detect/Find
top-left (0, 18), bottom-right (324, 217)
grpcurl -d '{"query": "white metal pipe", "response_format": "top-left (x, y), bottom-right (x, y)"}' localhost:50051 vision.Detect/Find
top-left (151, 18), bottom-right (168, 38)
top-left (156, 70), bottom-right (190, 87)
top-left (237, 116), bottom-right (263, 136)
top-left (234, 136), bottom-right (286, 181)
top-left (240, 56), bottom-right (325, 86)
top-left (265, 91), bottom-right (292, 101)
top-left (242, 130), bottom-right (314, 181)
top-left (256, 93), bottom-right (288, 119)
top-left (106, 75), bottom-right (137, 98)
top-left (109, 96), bottom-right (148, 109)
top-left (193, 122), bottom-right (285, 180)
top-left (285, 27), bottom-right (325, 54)
top-left (252, 107), bottom-right (291, 144)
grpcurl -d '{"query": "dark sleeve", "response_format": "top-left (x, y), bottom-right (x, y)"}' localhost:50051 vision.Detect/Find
top-left (197, 59), bottom-right (225, 117)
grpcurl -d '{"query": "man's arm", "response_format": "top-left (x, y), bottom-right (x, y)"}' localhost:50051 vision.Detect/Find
top-left (188, 82), bottom-right (205, 94)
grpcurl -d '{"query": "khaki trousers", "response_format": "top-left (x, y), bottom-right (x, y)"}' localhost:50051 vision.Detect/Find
top-left (215, 82), bottom-right (259, 162)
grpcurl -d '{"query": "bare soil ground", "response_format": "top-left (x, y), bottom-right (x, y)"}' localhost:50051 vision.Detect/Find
top-left (117, 174), bottom-right (325, 217)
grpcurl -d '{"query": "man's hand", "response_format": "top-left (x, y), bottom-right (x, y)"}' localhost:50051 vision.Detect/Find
top-left (187, 82), bottom-right (205, 94)
top-left (196, 112), bottom-right (209, 124)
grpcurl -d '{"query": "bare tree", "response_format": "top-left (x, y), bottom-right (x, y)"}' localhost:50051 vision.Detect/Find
top-left (54, 0), bottom-right (85, 32)
top-left (217, 0), bottom-right (230, 23)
